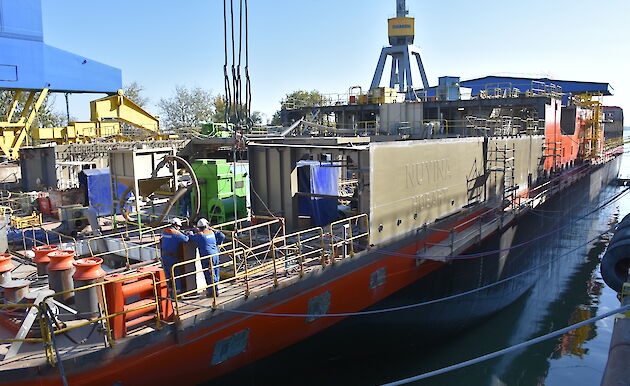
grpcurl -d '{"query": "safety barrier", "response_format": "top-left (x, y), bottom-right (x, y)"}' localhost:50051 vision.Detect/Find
top-left (0, 303), bottom-right (53, 363)
top-left (171, 248), bottom-right (246, 313)
top-left (0, 270), bottom-right (168, 367)
top-left (86, 224), bottom-right (167, 266)
top-left (329, 214), bottom-right (369, 261)
top-left (39, 270), bottom-right (165, 347)
top-left (170, 227), bottom-right (328, 316)
top-left (225, 217), bottom-right (286, 270)
top-left (10, 211), bottom-right (42, 229)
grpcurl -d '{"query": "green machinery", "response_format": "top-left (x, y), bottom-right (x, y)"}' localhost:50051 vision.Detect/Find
top-left (200, 122), bottom-right (234, 138)
top-left (191, 159), bottom-right (248, 224)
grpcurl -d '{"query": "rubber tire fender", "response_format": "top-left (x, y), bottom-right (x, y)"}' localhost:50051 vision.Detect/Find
top-left (601, 239), bottom-right (630, 293)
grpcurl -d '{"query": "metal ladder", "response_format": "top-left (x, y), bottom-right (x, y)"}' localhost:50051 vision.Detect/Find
top-left (488, 143), bottom-right (518, 208)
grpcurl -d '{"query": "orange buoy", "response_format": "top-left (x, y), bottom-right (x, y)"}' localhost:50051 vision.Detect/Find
top-left (0, 254), bottom-right (14, 273)
top-left (47, 250), bottom-right (76, 271)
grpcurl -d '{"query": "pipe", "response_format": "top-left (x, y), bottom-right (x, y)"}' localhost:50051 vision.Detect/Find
top-left (118, 155), bottom-right (201, 226)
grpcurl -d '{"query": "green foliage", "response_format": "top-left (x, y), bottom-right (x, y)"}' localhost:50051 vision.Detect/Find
top-left (158, 85), bottom-right (214, 130)
top-left (271, 90), bottom-right (325, 125)
top-left (0, 91), bottom-right (66, 128)
top-left (123, 81), bottom-right (148, 107)
top-left (212, 95), bottom-right (263, 126)
top-left (283, 90), bottom-right (325, 108)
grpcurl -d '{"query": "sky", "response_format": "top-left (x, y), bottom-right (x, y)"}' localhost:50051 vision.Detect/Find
top-left (41, 0), bottom-right (630, 124)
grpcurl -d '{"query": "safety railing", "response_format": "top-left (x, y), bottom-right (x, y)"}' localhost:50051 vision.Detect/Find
top-left (91, 239), bottom-right (160, 268)
top-left (0, 303), bottom-right (53, 364)
top-left (171, 248), bottom-right (245, 313)
top-left (284, 117), bottom-right (545, 138)
top-left (269, 227), bottom-right (326, 279)
top-left (11, 211), bottom-right (42, 229)
top-left (86, 224), bottom-right (167, 256)
top-left (226, 217), bottom-right (286, 270)
top-left (1, 271), bottom-right (162, 367)
top-left (423, 207), bottom-right (499, 254)
top-left (170, 227), bottom-right (328, 316)
top-left (37, 271), bottom-right (163, 364)
top-left (329, 214), bottom-right (369, 261)
top-left (239, 227), bottom-right (326, 289)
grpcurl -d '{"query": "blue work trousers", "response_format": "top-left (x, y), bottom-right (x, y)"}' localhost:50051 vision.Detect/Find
top-left (202, 255), bottom-right (220, 293)
top-left (162, 254), bottom-right (182, 294)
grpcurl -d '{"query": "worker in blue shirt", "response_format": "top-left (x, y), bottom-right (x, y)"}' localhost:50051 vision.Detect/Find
top-left (161, 217), bottom-right (189, 293)
top-left (189, 218), bottom-right (226, 297)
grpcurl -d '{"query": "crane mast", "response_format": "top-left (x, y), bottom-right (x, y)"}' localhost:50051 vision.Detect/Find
top-left (396, 0), bottom-right (408, 17)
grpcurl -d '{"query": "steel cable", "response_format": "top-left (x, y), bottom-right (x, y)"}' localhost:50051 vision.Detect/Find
top-left (167, 222), bottom-right (615, 318)
top-left (342, 186), bottom-right (629, 260)
top-left (382, 303), bottom-right (630, 385)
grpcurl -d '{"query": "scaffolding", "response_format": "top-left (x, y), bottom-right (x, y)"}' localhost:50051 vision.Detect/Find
top-left (575, 93), bottom-right (604, 159)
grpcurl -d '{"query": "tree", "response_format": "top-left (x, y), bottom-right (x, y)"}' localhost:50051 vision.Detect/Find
top-left (123, 81), bottom-right (148, 107)
top-left (283, 90), bottom-right (326, 109)
top-left (157, 86), bottom-right (214, 130)
top-left (0, 91), bottom-right (65, 128)
top-left (271, 90), bottom-right (325, 125)
top-left (211, 95), bottom-right (263, 126)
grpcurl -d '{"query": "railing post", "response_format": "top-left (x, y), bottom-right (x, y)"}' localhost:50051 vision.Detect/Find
top-left (243, 251), bottom-right (250, 297)
top-left (208, 255), bottom-right (217, 308)
top-left (320, 228), bottom-right (327, 267)
top-left (478, 212), bottom-right (483, 242)
top-left (343, 223), bottom-right (350, 258)
top-left (271, 242), bottom-right (278, 287)
top-left (423, 223), bottom-right (428, 252)
top-left (297, 234), bottom-right (304, 277)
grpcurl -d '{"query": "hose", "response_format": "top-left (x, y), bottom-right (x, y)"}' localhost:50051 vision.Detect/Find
top-left (118, 155), bottom-right (201, 226)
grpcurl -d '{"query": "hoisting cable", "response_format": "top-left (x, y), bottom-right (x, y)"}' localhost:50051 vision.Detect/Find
top-left (222, 0), bottom-right (232, 125)
top-left (338, 186), bottom-right (629, 260)
top-left (235, 0), bottom-right (243, 123)
top-left (229, 0), bottom-right (238, 125)
top-left (382, 303), bottom-right (630, 385)
top-left (166, 224), bottom-right (614, 318)
top-left (244, 0), bottom-right (252, 123)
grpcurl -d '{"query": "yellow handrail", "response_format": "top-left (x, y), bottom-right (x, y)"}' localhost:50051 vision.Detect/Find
top-left (39, 271), bottom-right (162, 364)
top-left (329, 214), bottom-right (370, 260)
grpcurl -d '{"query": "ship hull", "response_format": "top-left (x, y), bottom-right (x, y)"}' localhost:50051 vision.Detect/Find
top-left (3, 156), bottom-right (621, 386)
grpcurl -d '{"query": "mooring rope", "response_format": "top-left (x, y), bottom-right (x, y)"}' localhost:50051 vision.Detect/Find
top-left (382, 303), bottom-right (630, 385)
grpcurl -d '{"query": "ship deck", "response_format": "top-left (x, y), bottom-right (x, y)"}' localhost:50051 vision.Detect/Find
top-left (0, 154), bottom-right (622, 379)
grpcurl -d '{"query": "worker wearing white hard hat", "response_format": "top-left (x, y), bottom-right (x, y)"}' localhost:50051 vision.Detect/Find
top-left (161, 217), bottom-right (188, 292)
top-left (189, 218), bottom-right (225, 297)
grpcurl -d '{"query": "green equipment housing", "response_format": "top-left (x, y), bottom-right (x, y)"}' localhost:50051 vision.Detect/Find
top-left (192, 159), bottom-right (248, 224)
top-left (200, 122), bottom-right (234, 138)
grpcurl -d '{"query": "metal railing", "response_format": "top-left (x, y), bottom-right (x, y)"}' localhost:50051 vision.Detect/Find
top-left (170, 226), bottom-right (328, 316)
top-left (329, 214), bottom-right (369, 261)
top-left (0, 271), bottom-right (163, 367)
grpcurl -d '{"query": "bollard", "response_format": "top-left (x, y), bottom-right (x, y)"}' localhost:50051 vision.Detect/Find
top-left (47, 250), bottom-right (76, 302)
top-left (0, 253), bottom-right (15, 286)
top-left (72, 258), bottom-right (106, 318)
top-left (2, 279), bottom-right (31, 303)
top-left (32, 245), bottom-right (58, 276)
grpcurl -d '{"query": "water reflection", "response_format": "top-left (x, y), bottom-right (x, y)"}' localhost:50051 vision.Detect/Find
top-left (213, 182), bottom-right (624, 386)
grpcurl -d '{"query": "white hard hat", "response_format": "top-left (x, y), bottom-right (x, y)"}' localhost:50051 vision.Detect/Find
top-left (196, 218), bottom-right (210, 228)
top-left (170, 218), bottom-right (183, 226)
